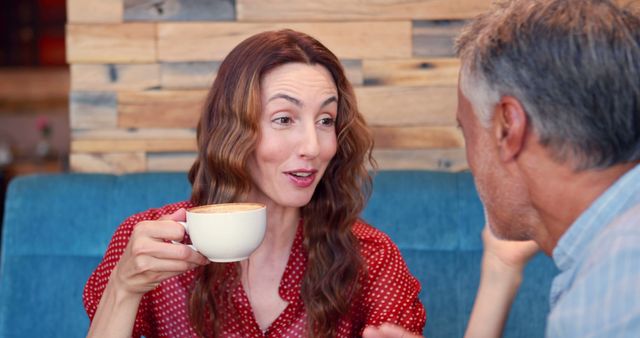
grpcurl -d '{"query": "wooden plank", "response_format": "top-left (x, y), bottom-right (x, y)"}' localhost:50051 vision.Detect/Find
top-left (341, 60), bottom-right (363, 86)
top-left (66, 23), bottom-right (156, 63)
top-left (71, 139), bottom-right (196, 152)
top-left (117, 90), bottom-right (207, 128)
top-left (160, 59), bottom-right (361, 89)
top-left (71, 64), bottom-right (161, 91)
top-left (70, 152), bottom-right (146, 173)
top-left (363, 58), bottom-right (459, 87)
top-left (372, 148), bottom-right (468, 171)
top-left (237, 0), bottom-right (491, 21)
top-left (160, 62), bottom-right (219, 89)
top-left (413, 20), bottom-right (466, 57)
top-left (72, 128), bottom-right (196, 140)
top-left (157, 22), bottom-right (411, 61)
top-left (67, 0), bottom-right (123, 23)
top-left (372, 126), bottom-right (463, 149)
top-left (0, 68), bottom-right (69, 101)
top-left (0, 67), bottom-right (69, 113)
top-left (355, 86), bottom-right (457, 127)
top-left (147, 152), bottom-right (197, 172)
top-left (124, 0), bottom-right (234, 21)
top-left (69, 91), bottom-right (118, 129)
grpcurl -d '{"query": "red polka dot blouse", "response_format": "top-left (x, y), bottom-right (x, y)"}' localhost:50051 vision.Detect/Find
top-left (83, 201), bottom-right (426, 337)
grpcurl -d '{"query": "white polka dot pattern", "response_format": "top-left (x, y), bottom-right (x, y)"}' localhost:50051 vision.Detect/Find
top-left (83, 201), bottom-right (426, 337)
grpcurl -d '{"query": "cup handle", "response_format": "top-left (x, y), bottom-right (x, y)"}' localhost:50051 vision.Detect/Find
top-left (171, 221), bottom-right (197, 251)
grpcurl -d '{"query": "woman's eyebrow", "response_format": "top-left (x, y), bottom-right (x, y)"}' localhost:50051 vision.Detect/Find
top-left (268, 93), bottom-right (302, 107)
top-left (320, 96), bottom-right (338, 108)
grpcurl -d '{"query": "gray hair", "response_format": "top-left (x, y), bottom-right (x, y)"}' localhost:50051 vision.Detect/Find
top-left (455, 0), bottom-right (640, 170)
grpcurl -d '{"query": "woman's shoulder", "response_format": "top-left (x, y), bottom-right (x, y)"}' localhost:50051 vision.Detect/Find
top-left (351, 220), bottom-right (401, 258)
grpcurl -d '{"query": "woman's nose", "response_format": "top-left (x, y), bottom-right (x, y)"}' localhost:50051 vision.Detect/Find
top-left (298, 123), bottom-right (320, 159)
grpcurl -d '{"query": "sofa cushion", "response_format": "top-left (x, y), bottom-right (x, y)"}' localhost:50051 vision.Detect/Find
top-left (0, 171), bottom-right (557, 338)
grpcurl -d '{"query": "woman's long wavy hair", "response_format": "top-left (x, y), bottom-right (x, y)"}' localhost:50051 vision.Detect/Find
top-left (187, 29), bottom-right (375, 337)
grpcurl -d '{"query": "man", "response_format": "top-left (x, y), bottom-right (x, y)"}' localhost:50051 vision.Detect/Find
top-left (364, 0), bottom-right (640, 337)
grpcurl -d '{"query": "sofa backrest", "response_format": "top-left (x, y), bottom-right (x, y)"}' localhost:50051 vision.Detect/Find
top-left (0, 171), bottom-right (557, 337)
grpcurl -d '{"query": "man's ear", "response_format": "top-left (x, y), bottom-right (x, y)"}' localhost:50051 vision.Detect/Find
top-left (493, 96), bottom-right (528, 162)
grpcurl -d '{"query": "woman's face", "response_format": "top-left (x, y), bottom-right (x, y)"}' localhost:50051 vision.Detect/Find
top-left (247, 62), bottom-right (338, 209)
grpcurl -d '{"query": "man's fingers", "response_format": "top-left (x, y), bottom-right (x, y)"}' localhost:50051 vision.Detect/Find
top-left (363, 324), bottom-right (423, 338)
top-left (362, 326), bottom-right (384, 338)
top-left (379, 324), bottom-right (422, 338)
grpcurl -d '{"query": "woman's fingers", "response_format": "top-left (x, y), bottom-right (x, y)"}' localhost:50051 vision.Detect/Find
top-left (112, 210), bottom-right (209, 294)
top-left (131, 237), bottom-right (208, 265)
top-left (133, 220), bottom-right (186, 242)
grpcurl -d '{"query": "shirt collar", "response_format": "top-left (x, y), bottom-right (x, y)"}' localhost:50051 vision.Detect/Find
top-left (552, 163), bottom-right (640, 272)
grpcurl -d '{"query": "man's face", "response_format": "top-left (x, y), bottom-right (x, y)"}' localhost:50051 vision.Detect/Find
top-left (456, 83), bottom-right (535, 240)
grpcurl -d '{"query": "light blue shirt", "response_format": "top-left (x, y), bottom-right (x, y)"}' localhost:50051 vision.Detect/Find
top-left (547, 164), bottom-right (640, 337)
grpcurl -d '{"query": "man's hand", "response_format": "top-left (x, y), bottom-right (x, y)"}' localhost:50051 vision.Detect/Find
top-left (363, 324), bottom-right (423, 338)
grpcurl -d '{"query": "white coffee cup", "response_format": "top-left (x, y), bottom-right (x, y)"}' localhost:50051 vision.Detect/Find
top-left (177, 203), bottom-right (266, 262)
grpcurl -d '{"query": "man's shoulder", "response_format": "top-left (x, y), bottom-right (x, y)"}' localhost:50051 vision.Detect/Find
top-left (588, 201), bottom-right (640, 258)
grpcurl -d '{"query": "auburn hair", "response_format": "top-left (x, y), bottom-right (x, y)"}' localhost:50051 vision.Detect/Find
top-left (187, 29), bottom-right (375, 337)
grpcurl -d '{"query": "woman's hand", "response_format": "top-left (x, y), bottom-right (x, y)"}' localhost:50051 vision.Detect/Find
top-left (111, 208), bottom-right (209, 296)
top-left (87, 208), bottom-right (208, 338)
top-left (481, 224), bottom-right (539, 275)
top-left (464, 224), bottom-right (539, 338)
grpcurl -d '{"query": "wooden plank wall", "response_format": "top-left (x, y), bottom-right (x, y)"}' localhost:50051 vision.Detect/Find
top-left (67, 0), bottom-right (491, 173)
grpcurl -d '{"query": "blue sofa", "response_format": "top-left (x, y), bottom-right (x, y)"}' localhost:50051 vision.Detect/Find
top-left (0, 171), bottom-right (558, 337)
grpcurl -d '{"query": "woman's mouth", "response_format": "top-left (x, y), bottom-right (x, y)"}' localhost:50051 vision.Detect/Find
top-left (285, 170), bottom-right (317, 188)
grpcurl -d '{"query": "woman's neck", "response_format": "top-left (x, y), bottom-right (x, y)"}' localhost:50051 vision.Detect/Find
top-left (239, 196), bottom-right (300, 263)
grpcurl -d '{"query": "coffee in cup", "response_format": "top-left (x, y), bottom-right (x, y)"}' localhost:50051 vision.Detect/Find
top-left (178, 203), bottom-right (266, 262)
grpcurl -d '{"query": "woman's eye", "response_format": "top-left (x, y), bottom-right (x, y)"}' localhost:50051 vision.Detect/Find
top-left (272, 116), bottom-right (292, 125)
top-left (318, 117), bottom-right (335, 127)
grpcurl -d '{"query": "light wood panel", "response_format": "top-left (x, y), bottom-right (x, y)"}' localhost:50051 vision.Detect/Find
top-left (237, 0), bottom-right (491, 21)
top-left (66, 24), bottom-right (156, 63)
top-left (71, 128), bottom-right (197, 152)
top-left (147, 152), bottom-right (197, 172)
top-left (363, 58), bottom-right (459, 86)
top-left (67, 0), bottom-right (123, 23)
top-left (71, 64), bottom-right (160, 91)
top-left (70, 152), bottom-right (146, 173)
top-left (159, 59), bottom-right (362, 90)
top-left (373, 126), bottom-right (463, 149)
top-left (66, 1), bottom-right (476, 173)
top-left (117, 90), bottom-right (207, 128)
top-left (72, 128), bottom-right (196, 140)
top-left (72, 139), bottom-right (196, 152)
top-left (355, 86), bottom-right (457, 127)
top-left (157, 22), bottom-right (412, 61)
top-left (123, 0), bottom-right (235, 21)
top-left (160, 62), bottom-right (219, 89)
top-left (372, 148), bottom-right (468, 171)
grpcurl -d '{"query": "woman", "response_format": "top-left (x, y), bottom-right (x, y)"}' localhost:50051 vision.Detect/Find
top-left (84, 29), bottom-right (425, 337)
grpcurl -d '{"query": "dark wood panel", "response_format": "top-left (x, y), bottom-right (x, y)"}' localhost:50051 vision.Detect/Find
top-left (124, 0), bottom-right (234, 21)
top-left (69, 91), bottom-right (117, 128)
top-left (413, 20), bottom-right (466, 57)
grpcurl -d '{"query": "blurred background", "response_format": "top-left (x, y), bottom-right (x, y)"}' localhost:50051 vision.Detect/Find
top-left (0, 0), bottom-right (69, 217)
top-left (0, 0), bottom-right (497, 221)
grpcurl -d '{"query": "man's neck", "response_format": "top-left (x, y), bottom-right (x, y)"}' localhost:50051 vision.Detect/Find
top-left (524, 157), bottom-right (637, 254)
